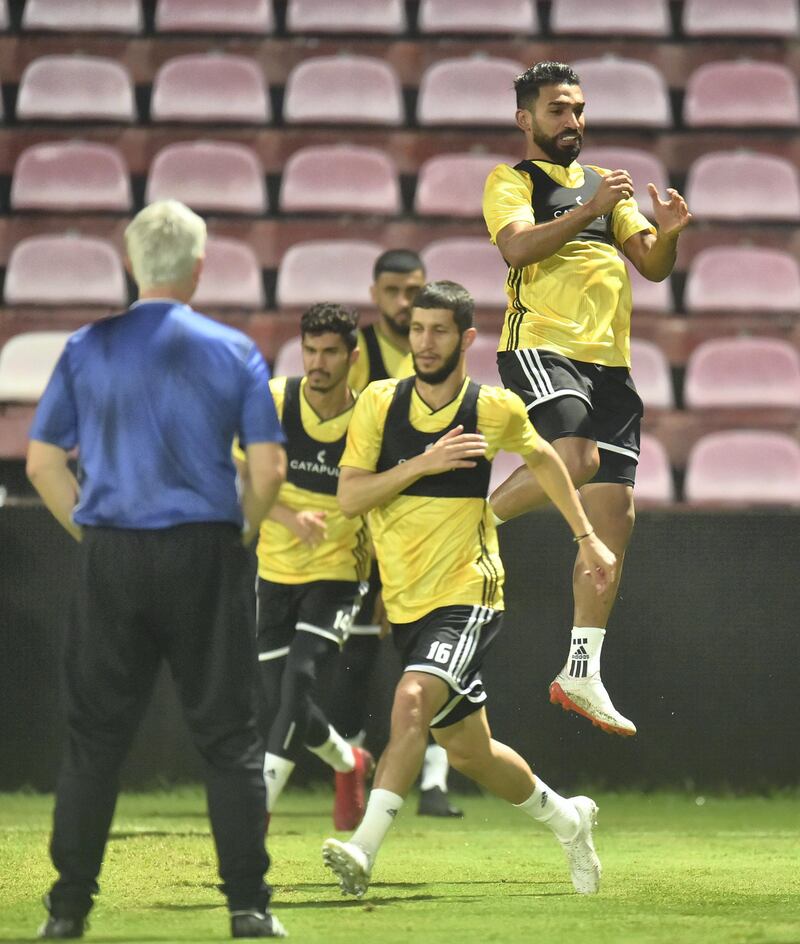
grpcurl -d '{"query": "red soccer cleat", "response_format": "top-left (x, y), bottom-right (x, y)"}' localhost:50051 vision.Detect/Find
top-left (333, 747), bottom-right (375, 831)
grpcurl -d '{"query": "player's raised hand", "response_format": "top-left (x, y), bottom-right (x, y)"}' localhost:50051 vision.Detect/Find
top-left (588, 169), bottom-right (635, 215)
top-left (422, 424), bottom-right (488, 475)
top-left (293, 509), bottom-right (327, 546)
top-left (577, 533), bottom-right (617, 595)
top-left (647, 183), bottom-right (692, 236)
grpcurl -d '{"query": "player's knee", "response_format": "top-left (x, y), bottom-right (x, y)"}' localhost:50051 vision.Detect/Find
top-left (559, 442), bottom-right (600, 487)
top-left (391, 680), bottom-right (428, 732)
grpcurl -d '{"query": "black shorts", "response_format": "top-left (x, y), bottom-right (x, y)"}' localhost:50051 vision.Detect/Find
top-left (256, 578), bottom-right (367, 661)
top-left (391, 605), bottom-right (503, 729)
top-left (497, 348), bottom-right (643, 487)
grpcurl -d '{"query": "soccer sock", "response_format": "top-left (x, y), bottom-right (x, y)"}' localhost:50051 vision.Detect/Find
top-left (515, 777), bottom-right (580, 842)
top-left (306, 725), bottom-right (356, 773)
top-left (566, 626), bottom-right (605, 678)
top-left (350, 788), bottom-right (404, 859)
top-left (420, 743), bottom-right (449, 792)
top-left (263, 753), bottom-right (295, 813)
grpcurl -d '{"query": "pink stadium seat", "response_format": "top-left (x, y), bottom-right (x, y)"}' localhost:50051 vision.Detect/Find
top-left (5, 235), bottom-right (127, 307)
top-left (193, 237), bottom-right (265, 310)
top-left (684, 338), bottom-right (800, 409)
top-left (151, 55), bottom-right (270, 124)
top-left (683, 0), bottom-right (799, 37)
top-left (466, 334), bottom-right (502, 386)
top-left (283, 56), bottom-right (404, 126)
top-left (685, 247), bottom-right (800, 314)
top-left (684, 431), bottom-right (800, 505)
top-left (272, 336), bottom-right (304, 378)
top-left (418, 0), bottom-right (538, 35)
top-left (276, 240), bottom-right (383, 307)
top-left (11, 141), bottom-right (132, 212)
top-left (16, 55), bottom-right (136, 123)
top-left (685, 151), bottom-right (800, 222)
top-left (155, 0), bottom-right (274, 34)
top-left (286, 0), bottom-right (406, 34)
top-left (684, 61), bottom-right (800, 128)
top-left (0, 0), bottom-right (8, 30)
top-left (626, 263), bottom-right (673, 313)
top-left (280, 145), bottom-right (401, 215)
top-left (22, 0), bottom-right (143, 33)
top-left (421, 239), bottom-right (510, 307)
top-left (146, 141), bottom-right (267, 215)
top-left (415, 153), bottom-right (517, 218)
top-left (488, 448), bottom-right (524, 497)
top-left (418, 57), bottom-right (526, 127)
top-left (572, 57), bottom-right (671, 128)
top-left (630, 339), bottom-right (674, 409)
top-left (0, 407), bottom-right (37, 459)
top-left (635, 433), bottom-right (675, 505)
top-left (579, 146), bottom-right (669, 210)
top-left (0, 332), bottom-right (71, 403)
top-left (551, 0), bottom-right (670, 36)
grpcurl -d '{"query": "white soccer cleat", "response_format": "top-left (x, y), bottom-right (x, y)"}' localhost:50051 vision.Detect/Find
top-left (322, 838), bottom-right (372, 898)
top-left (549, 671), bottom-right (636, 736)
top-left (559, 796), bottom-right (602, 894)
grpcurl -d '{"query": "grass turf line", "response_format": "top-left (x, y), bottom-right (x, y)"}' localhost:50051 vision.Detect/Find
top-left (1, 789), bottom-right (798, 943)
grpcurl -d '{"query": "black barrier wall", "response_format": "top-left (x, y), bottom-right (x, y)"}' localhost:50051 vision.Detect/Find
top-left (1, 505), bottom-right (798, 792)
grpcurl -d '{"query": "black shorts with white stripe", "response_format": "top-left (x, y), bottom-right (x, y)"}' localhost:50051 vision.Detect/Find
top-left (497, 348), bottom-right (643, 487)
top-left (391, 605), bottom-right (503, 729)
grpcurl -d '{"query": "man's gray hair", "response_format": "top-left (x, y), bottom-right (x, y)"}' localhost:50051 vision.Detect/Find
top-left (124, 199), bottom-right (207, 290)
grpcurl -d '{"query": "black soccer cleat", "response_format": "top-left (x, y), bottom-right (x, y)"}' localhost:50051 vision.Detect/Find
top-left (231, 910), bottom-right (288, 938)
top-left (38, 916), bottom-right (85, 939)
top-left (417, 786), bottom-right (464, 818)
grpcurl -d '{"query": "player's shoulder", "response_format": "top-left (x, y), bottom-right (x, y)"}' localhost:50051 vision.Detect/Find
top-left (361, 377), bottom-right (400, 402)
top-left (476, 382), bottom-right (528, 415)
top-left (268, 374), bottom-right (289, 402)
top-left (486, 161), bottom-right (527, 187)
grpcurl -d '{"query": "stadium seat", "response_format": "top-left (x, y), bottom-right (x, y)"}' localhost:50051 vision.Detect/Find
top-left (155, 0), bottom-right (274, 34)
top-left (684, 431), bottom-right (800, 505)
top-left (684, 61), bottom-right (800, 128)
top-left (151, 54), bottom-right (270, 124)
top-left (579, 146), bottom-right (669, 209)
top-left (466, 334), bottom-right (502, 386)
top-left (272, 336), bottom-right (304, 378)
top-left (0, 332), bottom-right (71, 403)
top-left (630, 339), bottom-right (674, 410)
top-left (417, 57), bottom-right (526, 127)
top-left (286, 0), bottom-right (406, 33)
top-left (11, 141), bottom-right (132, 212)
top-left (22, 0), bottom-right (143, 33)
top-left (683, 0), bottom-right (799, 37)
top-left (418, 0), bottom-right (538, 35)
top-left (4, 235), bottom-right (128, 307)
top-left (0, 407), bottom-right (37, 459)
top-left (16, 55), bottom-right (137, 123)
top-left (420, 239), bottom-right (509, 307)
top-left (276, 240), bottom-right (383, 307)
top-left (193, 237), bottom-right (265, 310)
top-left (634, 433), bottom-right (675, 505)
top-left (626, 262), bottom-right (673, 313)
top-left (488, 448), bottom-right (524, 497)
top-left (145, 141), bottom-right (267, 215)
top-left (415, 153), bottom-right (517, 218)
top-left (685, 247), bottom-right (800, 314)
top-left (279, 145), bottom-right (401, 215)
top-left (685, 151), bottom-right (800, 222)
top-left (684, 338), bottom-right (800, 409)
top-left (283, 56), bottom-right (404, 126)
top-left (571, 57), bottom-right (671, 128)
top-left (551, 0), bottom-right (670, 35)
top-left (0, 0), bottom-right (7, 30)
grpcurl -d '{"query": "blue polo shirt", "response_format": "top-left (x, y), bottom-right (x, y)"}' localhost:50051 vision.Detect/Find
top-left (30, 300), bottom-right (284, 529)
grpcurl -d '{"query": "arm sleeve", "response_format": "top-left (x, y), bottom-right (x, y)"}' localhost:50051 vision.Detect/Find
top-left (340, 385), bottom-right (388, 471)
top-left (239, 344), bottom-right (285, 446)
top-left (482, 164), bottom-right (535, 245)
top-left (479, 387), bottom-right (543, 459)
top-left (28, 349), bottom-right (79, 450)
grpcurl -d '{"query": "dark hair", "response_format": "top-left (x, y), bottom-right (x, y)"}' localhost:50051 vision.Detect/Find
top-left (300, 302), bottom-right (359, 352)
top-left (413, 280), bottom-right (474, 334)
top-left (373, 248), bottom-right (425, 281)
top-left (514, 61), bottom-right (580, 110)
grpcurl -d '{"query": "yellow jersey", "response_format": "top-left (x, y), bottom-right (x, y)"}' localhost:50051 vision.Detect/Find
top-left (340, 376), bottom-right (543, 623)
top-left (348, 323), bottom-right (414, 393)
top-left (482, 160), bottom-right (654, 367)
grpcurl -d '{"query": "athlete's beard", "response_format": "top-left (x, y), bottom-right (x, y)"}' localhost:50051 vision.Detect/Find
top-left (413, 342), bottom-right (462, 385)
top-left (382, 311), bottom-right (410, 338)
top-left (532, 125), bottom-right (582, 166)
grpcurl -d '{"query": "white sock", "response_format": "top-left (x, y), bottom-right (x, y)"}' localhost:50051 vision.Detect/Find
top-left (515, 777), bottom-right (580, 842)
top-left (345, 729), bottom-right (367, 748)
top-left (420, 743), bottom-right (449, 792)
top-left (306, 725), bottom-right (356, 773)
top-left (350, 788), bottom-right (404, 860)
top-left (566, 626), bottom-right (605, 678)
top-left (263, 753), bottom-right (295, 812)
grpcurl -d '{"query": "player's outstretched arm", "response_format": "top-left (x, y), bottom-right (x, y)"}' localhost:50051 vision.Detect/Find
top-left (623, 183), bottom-right (692, 282)
top-left (241, 442), bottom-right (286, 545)
top-left (338, 425), bottom-right (487, 518)
top-left (26, 440), bottom-right (82, 541)
top-left (523, 441), bottom-right (617, 594)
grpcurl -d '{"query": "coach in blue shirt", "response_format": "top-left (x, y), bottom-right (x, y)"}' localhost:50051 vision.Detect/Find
top-left (27, 200), bottom-right (288, 940)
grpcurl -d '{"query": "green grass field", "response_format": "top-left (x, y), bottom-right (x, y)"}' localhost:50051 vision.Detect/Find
top-left (1, 788), bottom-right (798, 944)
